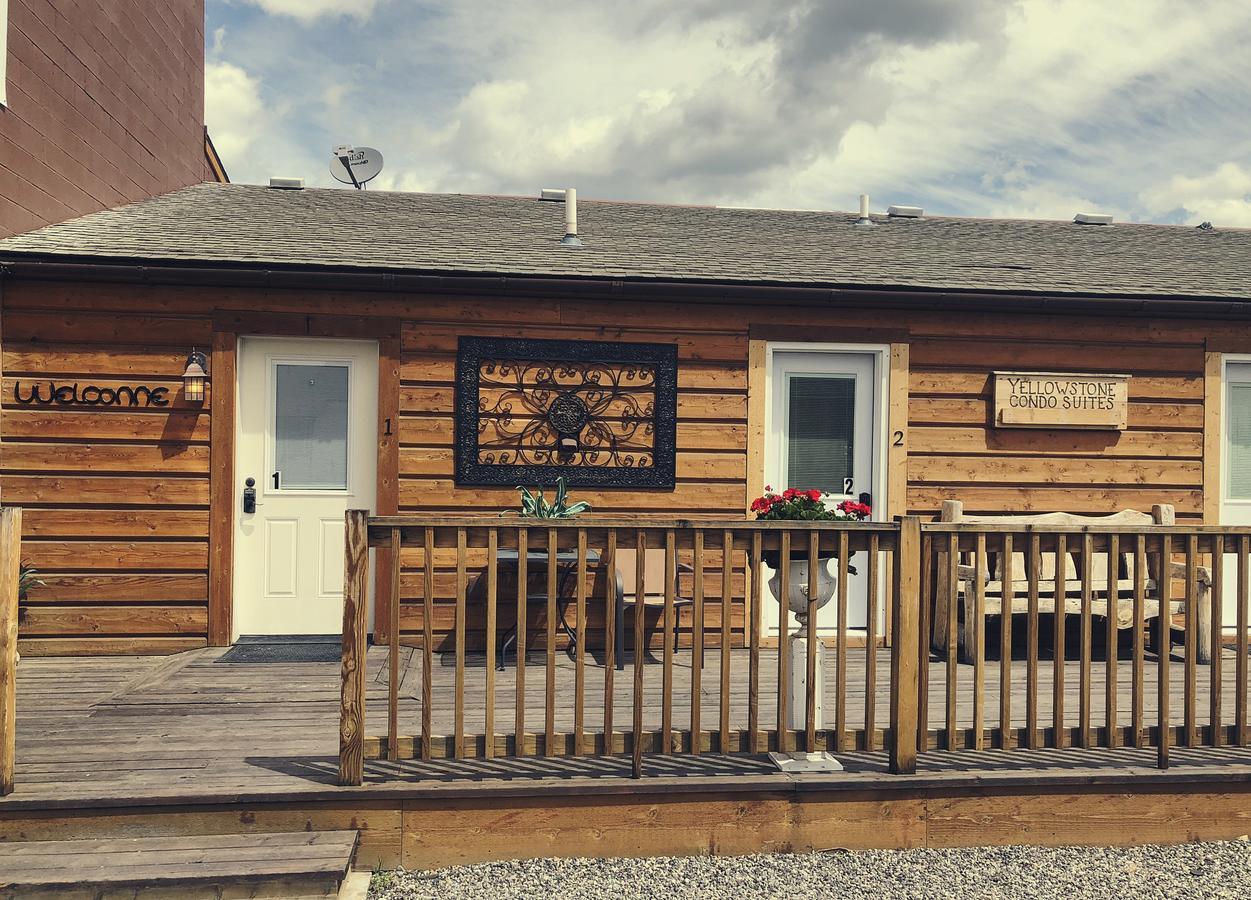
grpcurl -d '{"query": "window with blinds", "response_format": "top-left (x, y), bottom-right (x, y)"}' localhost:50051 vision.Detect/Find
top-left (1228, 383), bottom-right (1251, 499)
top-left (785, 375), bottom-right (855, 493)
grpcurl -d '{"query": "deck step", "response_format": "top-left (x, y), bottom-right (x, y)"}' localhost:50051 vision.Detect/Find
top-left (0, 830), bottom-right (360, 899)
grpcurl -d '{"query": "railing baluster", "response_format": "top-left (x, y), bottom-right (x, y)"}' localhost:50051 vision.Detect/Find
top-left (1026, 531), bottom-right (1040, 750)
top-left (1000, 533), bottom-right (1013, 749)
top-left (1212, 534), bottom-right (1224, 748)
top-left (485, 528), bottom-right (497, 759)
top-left (1184, 534), bottom-right (1198, 748)
top-left (835, 530), bottom-right (849, 753)
top-left (1054, 534), bottom-right (1067, 749)
top-left (574, 528), bottom-right (587, 756)
top-left (663, 529), bottom-right (677, 754)
top-left (1079, 532), bottom-right (1093, 749)
top-left (748, 531), bottom-right (762, 753)
top-left (1158, 532), bottom-right (1172, 769)
top-left (918, 533), bottom-right (932, 753)
top-left (865, 533), bottom-right (880, 751)
top-left (421, 526), bottom-right (434, 761)
top-left (777, 529), bottom-right (792, 753)
top-left (632, 529), bottom-right (646, 777)
top-left (515, 527), bottom-right (527, 757)
top-left (1240, 534), bottom-right (1249, 747)
top-left (604, 530), bottom-right (617, 753)
top-left (807, 530), bottom-right (820, 754)
top-left (1132, 534), bottom-right (1145, 748)
top-left (945, 532), bottom-right (959, 752)
top-left (454, 527), bottom-right (467, 759)
top-left (1105, 533), bottom-right (1119, 749)
top-left (721, 530), bottom-right (733, 755)
top-left (545, 528), bottom-right (558, 757)
top-left (388, 527), bottom-right (401, 762)
top-left (973, 533), bottom-right (986, 750)
top-left (690, 529), bottom-right (703, 754)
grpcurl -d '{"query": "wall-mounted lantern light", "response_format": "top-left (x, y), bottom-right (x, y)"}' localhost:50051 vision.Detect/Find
top-left (182, 349), bottom-right (208, 403)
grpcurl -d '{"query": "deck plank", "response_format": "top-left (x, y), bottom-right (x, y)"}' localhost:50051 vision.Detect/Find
top-left (0, 641), bottom-right (1248, 807)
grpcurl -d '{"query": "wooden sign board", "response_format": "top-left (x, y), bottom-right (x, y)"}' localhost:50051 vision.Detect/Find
top-left (994, 371), bottom-right (1130, 430)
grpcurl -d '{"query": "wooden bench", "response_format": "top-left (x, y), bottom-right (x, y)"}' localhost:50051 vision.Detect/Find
top-left (932, 501), bottom-right (1212, 664)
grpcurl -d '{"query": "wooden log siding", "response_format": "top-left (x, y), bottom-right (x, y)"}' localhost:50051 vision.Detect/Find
top-left (0, 278), bottom-right (1223, 651)
top-left (0, 295), bottom-right (213, 656)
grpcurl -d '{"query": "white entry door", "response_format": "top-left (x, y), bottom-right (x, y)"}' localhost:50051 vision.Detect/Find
top-left (1221, 360), bottom-right (1251, 629)
top-left (233, 337), bottom-right (379, 638)
top-left (763, 347), bottom-right (883, 637)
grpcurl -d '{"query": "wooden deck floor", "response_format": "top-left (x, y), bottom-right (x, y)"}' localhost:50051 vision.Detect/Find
top-left (3, 641), bottom-right (1251, 811)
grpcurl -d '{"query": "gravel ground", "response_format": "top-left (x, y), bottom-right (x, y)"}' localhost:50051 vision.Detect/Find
top-left (368, 841), bottom-right (1251, 899)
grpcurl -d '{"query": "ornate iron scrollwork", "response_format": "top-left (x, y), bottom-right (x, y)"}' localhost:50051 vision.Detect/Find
top-left (455, 337), bottom-right (678, 488)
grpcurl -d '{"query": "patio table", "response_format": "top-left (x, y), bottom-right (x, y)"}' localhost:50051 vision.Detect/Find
top-left (494, 547), bottom-right (602, 670)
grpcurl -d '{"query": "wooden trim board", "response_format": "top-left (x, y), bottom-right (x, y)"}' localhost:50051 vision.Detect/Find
top-left (6, 780), bottom-right (1251, 871)
top-left (1204, 350), bottom-right (1221, 524)
top-left (207, 330), bottom-right (237, 646)
top-left (374, 331), bottom-right (402, 641)
top-left (745, 339), bottom-right (767, 514)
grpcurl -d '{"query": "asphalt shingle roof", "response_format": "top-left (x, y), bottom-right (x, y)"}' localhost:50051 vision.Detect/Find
top-left (1, 182), bottom-right (1248, 299)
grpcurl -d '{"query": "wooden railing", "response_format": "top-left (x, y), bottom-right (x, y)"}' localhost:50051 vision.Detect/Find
top-left (339, 514), bottom-right (1251, 785)
top-left (0, 506), bottom-right (21, 796)
top-left (920, 524), bottom-right (1238, 767)
top-left (339, 513), bottom-right (919, 785)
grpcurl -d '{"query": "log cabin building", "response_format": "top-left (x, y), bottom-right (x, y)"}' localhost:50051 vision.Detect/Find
top-left (0, 182), bottom-right (1249, 658)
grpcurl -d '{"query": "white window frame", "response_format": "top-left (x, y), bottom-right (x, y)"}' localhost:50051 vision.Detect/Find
top-left (1221, 354), bottom-right (1251, 510)
top-left (1, 0), bottom-right (10, 108)
top-left (763, 341), bottom-right (891, 521)
top-left (264, 354), bottom-right (357, 497)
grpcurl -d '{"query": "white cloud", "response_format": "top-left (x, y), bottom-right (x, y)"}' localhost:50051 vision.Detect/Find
top-left (1141, 163), bottom-right (1251, 227)
top-left (205, 61), bottom-right (267, 163)
top-left (206, 0), bottom-right (1251, 222)
top-left (239, 0), bottom-right (377, 24)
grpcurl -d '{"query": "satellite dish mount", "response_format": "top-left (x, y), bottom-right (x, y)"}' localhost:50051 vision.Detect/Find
top-left (330, 144), bottom-right (384, 189)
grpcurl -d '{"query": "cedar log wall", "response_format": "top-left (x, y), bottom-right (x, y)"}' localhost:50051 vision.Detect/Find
top-left (0, 279), bottom-right (1212, 654)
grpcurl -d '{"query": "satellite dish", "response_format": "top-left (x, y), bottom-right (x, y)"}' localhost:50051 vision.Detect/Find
top-left (330, 145), bottom-right (384, 188)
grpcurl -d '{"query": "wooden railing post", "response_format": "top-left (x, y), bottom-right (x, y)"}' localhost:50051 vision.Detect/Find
top-left (890, 516), bottom-right (921, 775)
top-left (339, 509), bottom-right (370, 786)
top-left (0, 507), bottom-right (21, 796)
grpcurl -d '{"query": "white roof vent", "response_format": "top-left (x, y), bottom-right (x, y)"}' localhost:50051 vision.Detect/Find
top-left (539, 188), bottom-right (567, 202)
top-left (1074, 212), bottom-right (1113, 225)
top-left (269, 177), bottom-right (305, 190)
top-left (853, 193), bottom-right (876, 227)
top-left (887, 205), bottom-right (924, 218)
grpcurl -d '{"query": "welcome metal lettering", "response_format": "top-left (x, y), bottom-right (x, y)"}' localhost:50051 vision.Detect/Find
top-left (12, 381), bottom-right (171, 408)
top-left (993, 371), bottom-right (1129, 430)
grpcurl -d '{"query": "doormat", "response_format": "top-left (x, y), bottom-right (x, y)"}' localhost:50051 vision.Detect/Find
top-left (217, 636), bottom-right (341, 664)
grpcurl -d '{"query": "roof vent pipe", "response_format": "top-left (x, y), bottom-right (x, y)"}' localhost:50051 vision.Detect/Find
top-left (854, 193), bottom-right (876, 227)
top-left (560, 187), bottom-right (583, 247)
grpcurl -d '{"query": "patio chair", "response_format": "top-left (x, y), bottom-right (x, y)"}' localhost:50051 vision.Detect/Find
top-left (932, 501), bottom-right (1212, 664)
top-left (613, 549), bottom-right (705, 671)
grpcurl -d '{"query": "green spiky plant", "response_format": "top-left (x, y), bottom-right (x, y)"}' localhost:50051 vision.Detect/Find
top-left (17, 564), bottom-right (41, 643)
top-left (515, 477), bottom-right (591, 519)
top-left (19, 563), bottom-right (42, 602)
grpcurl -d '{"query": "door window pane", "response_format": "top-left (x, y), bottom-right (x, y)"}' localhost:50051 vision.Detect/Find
top-left (1229, 383), bottom-right (1251, 499)
top-left (786, 375), bottom-right (854, 493)
top-left (275, 364), bottom-right (349, 489)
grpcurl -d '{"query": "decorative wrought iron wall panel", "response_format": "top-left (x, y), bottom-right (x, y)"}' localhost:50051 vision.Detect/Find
top-left (455, 336), bottom-right (678, 488)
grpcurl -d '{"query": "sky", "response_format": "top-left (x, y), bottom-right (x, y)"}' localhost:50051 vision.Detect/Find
top-left (205, 0), bottom-right (1251, 226)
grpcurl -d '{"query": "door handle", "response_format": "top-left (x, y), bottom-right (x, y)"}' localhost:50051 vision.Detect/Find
top-left (242, 477), bottom-right (257, 514)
